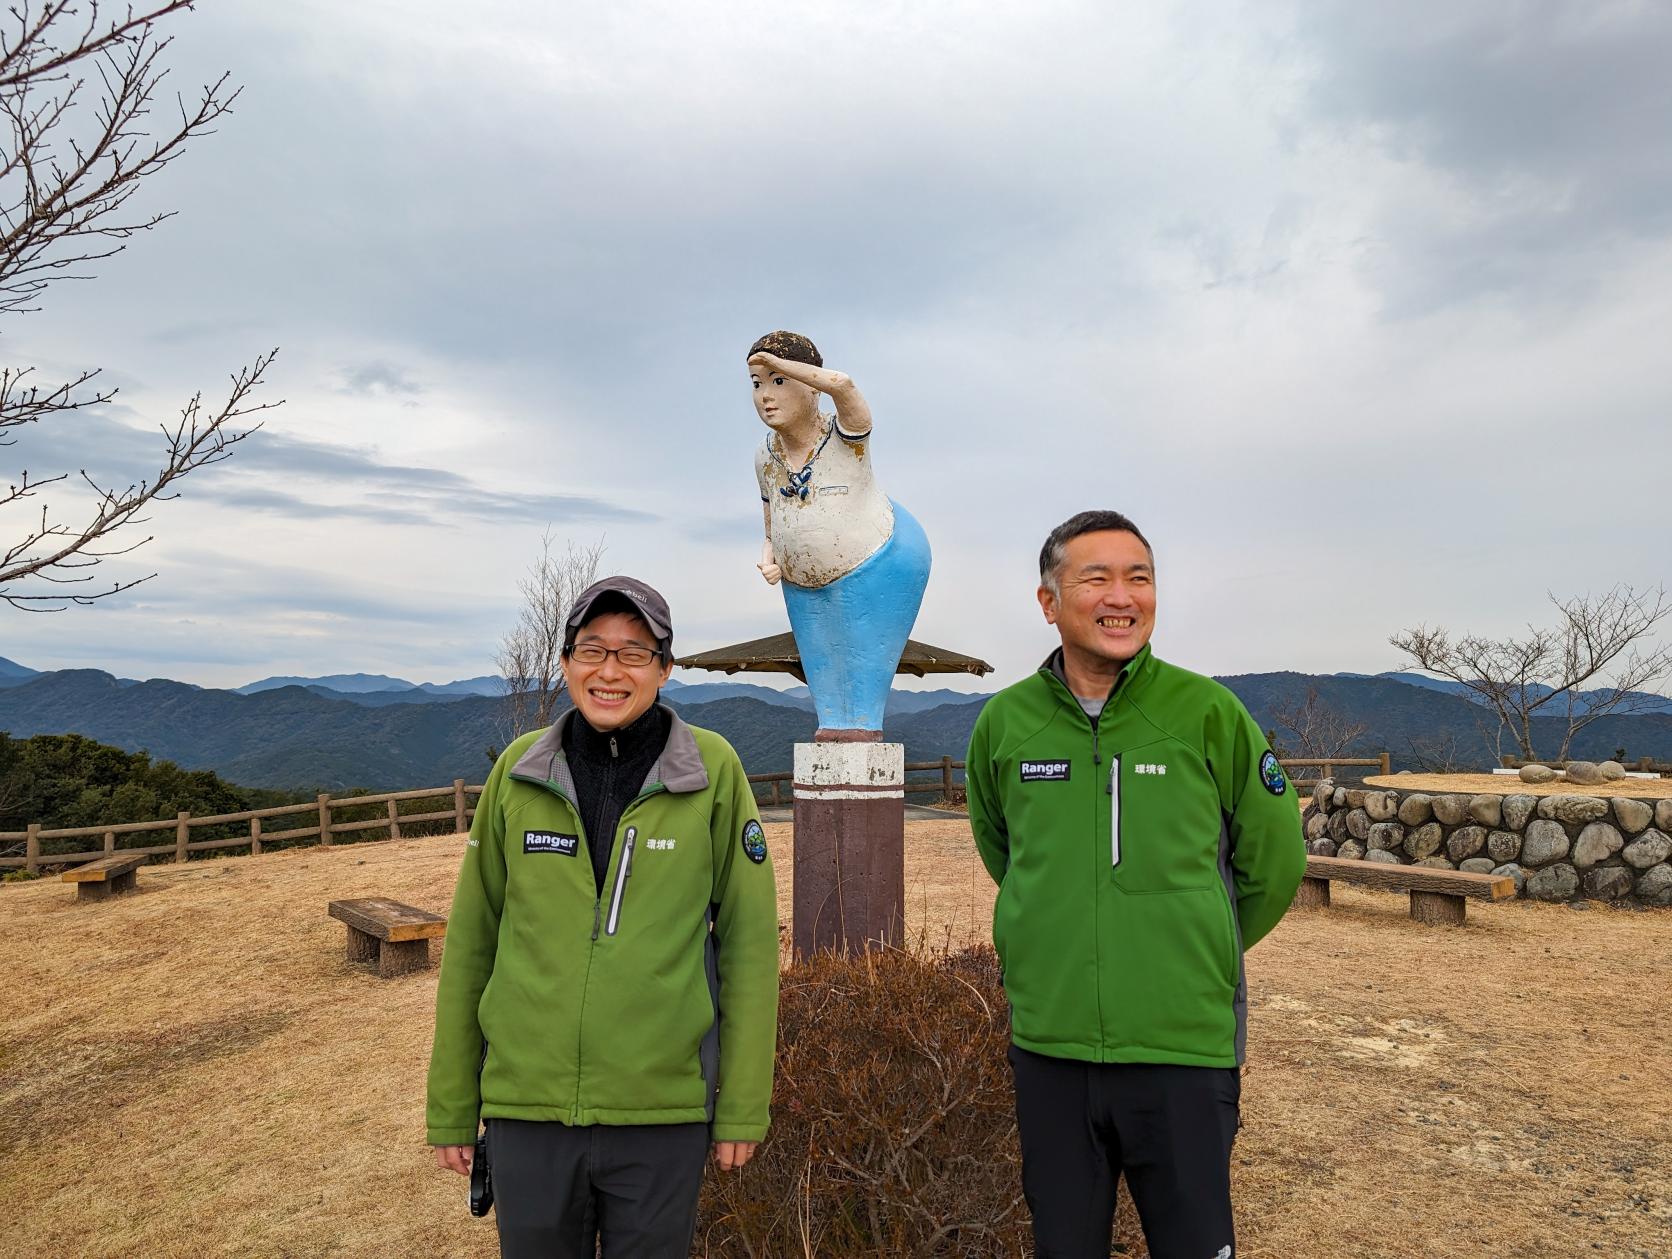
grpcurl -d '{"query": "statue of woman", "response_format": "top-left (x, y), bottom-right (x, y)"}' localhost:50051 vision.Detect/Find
top-left (749, 330), bottom-right (931, 737)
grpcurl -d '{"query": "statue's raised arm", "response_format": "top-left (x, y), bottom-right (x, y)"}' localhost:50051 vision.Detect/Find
top-left (747, 330), bottom-right (931, 738)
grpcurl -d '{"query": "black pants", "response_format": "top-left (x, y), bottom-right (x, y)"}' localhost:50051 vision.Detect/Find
top-left (485, 1118), bottom-right (709, 1259)
top-left (1008, 1045), bottom-right (1240, 1259)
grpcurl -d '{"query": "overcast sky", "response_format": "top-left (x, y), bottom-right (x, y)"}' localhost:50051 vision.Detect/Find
top-left (3, 0), bottom-right (1669, 692)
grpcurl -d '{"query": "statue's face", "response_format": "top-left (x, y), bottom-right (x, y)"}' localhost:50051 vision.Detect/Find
top-left (749, 362), bottom-right (820, 431)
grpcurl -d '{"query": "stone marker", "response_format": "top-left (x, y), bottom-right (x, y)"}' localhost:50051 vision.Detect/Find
top-left (1563, 761), bottom-right (1605, 786)
top-left (1519, 764), bottom-right (1556, 784)
top-left (1598, 760), bottom-right (1627, 782)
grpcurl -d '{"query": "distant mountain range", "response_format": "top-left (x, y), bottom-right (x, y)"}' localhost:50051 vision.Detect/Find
top-left (1, 656), bottom-right (1667, 792)
top-left (1333, 671), bottom-right (1672, 716)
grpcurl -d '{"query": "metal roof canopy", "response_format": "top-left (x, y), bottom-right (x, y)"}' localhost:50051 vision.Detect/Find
top-left (674, 631), bottom-right (993, 684)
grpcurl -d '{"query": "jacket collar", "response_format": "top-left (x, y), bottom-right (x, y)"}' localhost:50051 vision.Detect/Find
top-left (1039, 642), bottom-right (1155, 709)
top-left (509, 702), bottom-right (709, 795)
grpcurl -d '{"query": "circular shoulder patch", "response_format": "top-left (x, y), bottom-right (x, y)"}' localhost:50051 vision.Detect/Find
top-left (741, 819), bottom-right (768, 864)
top-left (1259, 750), bottom-right (1287, 797)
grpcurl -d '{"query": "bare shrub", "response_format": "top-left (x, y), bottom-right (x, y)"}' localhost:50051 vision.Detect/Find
top-left (696, 945), bottom-right (1026, 1258)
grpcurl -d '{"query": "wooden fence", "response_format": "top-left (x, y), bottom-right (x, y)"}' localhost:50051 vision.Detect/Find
top-left (1, 781), bottom-right (484, 874)
top-left (2, 753), bottom-right (1391, 874)
top-left (1282, 754), bottom-right (1391, 790)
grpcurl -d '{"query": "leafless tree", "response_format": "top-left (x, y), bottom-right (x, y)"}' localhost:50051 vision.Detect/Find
top-left (1, 2), bottom-right (279, 611)
top-left (1390, 585), bottom-right (1672, 761)
top-left (1269, 685), bottom-right (1369, 760)
top-left (492, 533), bottom-right (605, 754)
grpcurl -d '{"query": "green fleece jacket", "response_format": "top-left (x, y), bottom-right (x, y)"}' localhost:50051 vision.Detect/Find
top-left (965, 645), bottom-right (1304, 1067)
top-left (425, 707), bottom-right (780, 1146)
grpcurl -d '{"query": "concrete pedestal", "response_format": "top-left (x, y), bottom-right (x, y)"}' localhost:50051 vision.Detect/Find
top-left (792, 741), bottom-right (905, 956)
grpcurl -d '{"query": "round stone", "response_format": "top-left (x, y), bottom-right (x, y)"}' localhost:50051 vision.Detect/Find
top-left (1363, 791), bottom-right (1398, 822)
top-left (1430, 795), bottom-right (1468, 826)
top-left (1492, 862), bottom-right (1528, 895)
top-left (1572, 822), bottom-right (1624, 869)
top-left (1404, 822), bottom-right (1444, 860)
top-left (1367, 822), bottom-right (1405, 852)
top-left (1305, 811), bottom-right (1330, 841)
top-left (1308, 838), bottom-right (1338, 857)
top-left (1459, 858), bottom-right (1496, 874)
top-left (1466, 795), bottom-right (1502, 827)
top-left (1634, 863), bottom-right (1672, 906)
top-left (1521, 820), bottom-right (1570, 867)
top-left (1537, 795), bottom-right (1610, 826)
top-left (1333, 787), bottom-right (1348, 808)
top-left (1582, 866), bottom-right (1633, 900)
top-left (1612, 797), bottom-right (1653, 835)
top-left (1363, 848), bottom-right (1401, 865)
top-left (1501, 795), bottom-right (1537, 830)
top-left (1337, 840), bottom-right (1366, 861)
top-left (1519, 764), bottom-right (1556, 784)
top-left (1446, 826), bottom-right (1487, 863)
top-left (1313, 781), bottom-right (1334, 812)
top-left (1598, 760), bottom-right (1627, 782)
top-left (1345, 808), bottom-right (1372, 841)
top-left (1343, 789), bottom-right (1367, 809)
top-left (1563, 761), bottom-right (1605, 786)
top-left (1397, 794), bottom-right (1434, 826)
top-left (1327, 810), bottom-right (1349, 842)
top-left (1657, 801), bottom-right (1672, 832)
top-left (1527, 862), bottom-right (1579, 901)
top-left (1416, 856), bottom-right (1456, 870)
top-left (1621, 829), bottom-right (1672, 870)
top-left (1487, 830), bottom-right (1522, 863)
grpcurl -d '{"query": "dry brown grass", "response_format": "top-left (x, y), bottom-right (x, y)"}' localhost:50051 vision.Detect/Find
top-left (2, 824), bottom-right (1669, 1258)
top-left (1364, 772), bottom-right (1672, 799)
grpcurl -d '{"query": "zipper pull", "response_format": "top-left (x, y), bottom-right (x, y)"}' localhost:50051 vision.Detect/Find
top-left (610, 735), bottom-right (618, 758)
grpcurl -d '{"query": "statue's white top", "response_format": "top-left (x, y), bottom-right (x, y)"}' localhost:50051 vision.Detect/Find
top-left (754, 420), bottom-right (893, 589)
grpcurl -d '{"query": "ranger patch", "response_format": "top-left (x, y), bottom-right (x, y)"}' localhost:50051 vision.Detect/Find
top-left (524, 830), bottom-right (579, 856)
top-left (1259, 750), bottom-right (1287, 797)
top-left (1020, 760), bottom-right (1071, 782)
top-left (741, 819), bottom-right (768, 864)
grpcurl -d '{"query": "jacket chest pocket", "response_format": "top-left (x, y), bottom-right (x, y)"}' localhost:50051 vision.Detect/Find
top-left (1107, 743), bottom-right (1224, 893)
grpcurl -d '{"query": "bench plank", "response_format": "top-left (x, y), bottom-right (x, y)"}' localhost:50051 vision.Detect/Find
top-left (1305, 856), bottom-right (1515, 902)
top-left (327, 897), bottom-right (447, 943)
top-left (62, 854), bottom-right (144, 883)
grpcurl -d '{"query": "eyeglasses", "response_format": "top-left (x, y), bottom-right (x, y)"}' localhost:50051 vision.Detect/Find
top-left (567, 643), bottom-right (663, 668)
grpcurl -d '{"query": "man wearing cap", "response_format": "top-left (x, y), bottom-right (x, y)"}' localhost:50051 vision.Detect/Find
top-left (426, 577), bottom-right (781, 1259)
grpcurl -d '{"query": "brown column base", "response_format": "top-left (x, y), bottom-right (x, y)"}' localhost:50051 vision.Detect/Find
top-left (376, 938), bottom-right (432, 978)
top-left (1408, 890), bottom-right (1467, 926)
top-left (792, 742), bottom-right (905, 956)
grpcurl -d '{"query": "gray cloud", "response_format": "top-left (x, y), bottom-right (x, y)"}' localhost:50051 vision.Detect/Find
top-left (336, 361), bottom-right (423, 397)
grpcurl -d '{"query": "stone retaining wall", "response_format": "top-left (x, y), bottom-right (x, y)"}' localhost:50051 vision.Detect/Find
top-left (1305, 780), bottom-right (1672, 907)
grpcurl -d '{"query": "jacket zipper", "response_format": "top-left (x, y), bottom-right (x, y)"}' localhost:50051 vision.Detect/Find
top-left (1109, 755), bottom-right (1122, 868)
top-left (604, 826), bottom-right (636, 936)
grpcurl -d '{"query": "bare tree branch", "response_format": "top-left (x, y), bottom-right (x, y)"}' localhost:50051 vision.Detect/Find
top-left (1, 2), bottom-right (277, 610)
top-left (1390, 585), bottom-right (1672, 761)
top-left (1269, 685), bottom-right (1368, 760)
top-left (492, 534), bottom-right (606, 753)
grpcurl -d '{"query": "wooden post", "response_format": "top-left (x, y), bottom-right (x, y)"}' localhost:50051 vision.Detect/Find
top-left (453, 779), bottom-right (467, 832)
top-left (1379, 752), bottom-right (1392, 776)
top-left (175, 811), bottom-right (190, 864)
top-left (1322, 760), bottom-right (1334, 780)
top-left (387, 798), bottom-right (401, 840)
top-left (25, 823), bottom-right (39, 875)
top-left (103, 830), bottom-right (116, 855)
top-left (318, 793), bottom-right (333, 847)
top-left (250, 815), bottom-right (262, 856)
top-left (941, 755), bottom-right (954, 798)
top-left (771, 779), bottom-right (782, 808)
top-left (1294, 877), bottom-right (1330, 909)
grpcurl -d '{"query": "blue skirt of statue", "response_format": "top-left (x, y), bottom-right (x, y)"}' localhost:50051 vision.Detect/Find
top-left (780, 500), bottom-right (932, 732)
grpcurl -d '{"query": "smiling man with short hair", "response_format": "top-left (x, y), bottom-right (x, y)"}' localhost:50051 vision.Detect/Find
top-left (427, 576), bottom-right (779, 1259)
top-left (965, 510), bottom-right (1305, 1259)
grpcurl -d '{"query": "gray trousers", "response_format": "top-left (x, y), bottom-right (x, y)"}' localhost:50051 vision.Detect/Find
top-left (485, 1118), bottom-right (709, 1259)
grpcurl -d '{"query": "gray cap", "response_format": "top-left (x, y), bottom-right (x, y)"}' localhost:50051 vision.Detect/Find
top-left (565, 576), bottom-right (674, 654)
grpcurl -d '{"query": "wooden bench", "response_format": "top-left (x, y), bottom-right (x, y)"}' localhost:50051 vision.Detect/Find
top-left (327, 897), bottom-right (447, 977)
top-left (61, 853), bottom-right (144, 900)
top-left (1295, 855), bottom-right (1516, 925)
